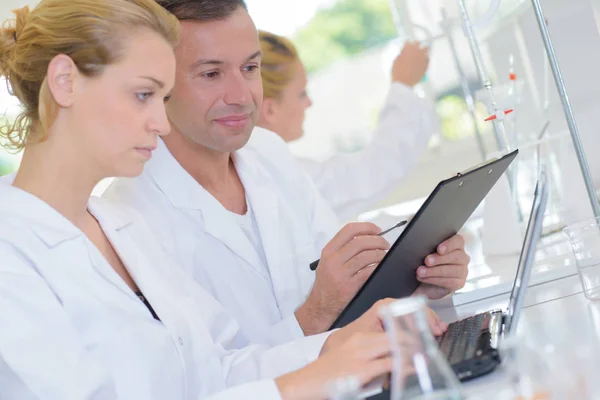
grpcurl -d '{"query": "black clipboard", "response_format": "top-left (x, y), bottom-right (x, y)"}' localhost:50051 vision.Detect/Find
top-left (330, 150), bottom-right (519, 330)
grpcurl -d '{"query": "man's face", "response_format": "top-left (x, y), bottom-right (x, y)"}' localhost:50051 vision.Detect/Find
top-left (166, 8), bottom-right (263, 152)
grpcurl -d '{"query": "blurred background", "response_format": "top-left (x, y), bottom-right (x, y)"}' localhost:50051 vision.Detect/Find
top-left (2, 0), bottom-right (600, 219)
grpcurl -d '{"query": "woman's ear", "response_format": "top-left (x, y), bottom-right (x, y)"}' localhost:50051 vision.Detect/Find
top-left (46, 54), bottom-right (78, 108)
top-left (259, 97), bottom-right (279, 126)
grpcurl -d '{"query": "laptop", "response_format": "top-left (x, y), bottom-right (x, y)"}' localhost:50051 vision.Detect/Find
top-left (436, 168), bottom-right (549, 381)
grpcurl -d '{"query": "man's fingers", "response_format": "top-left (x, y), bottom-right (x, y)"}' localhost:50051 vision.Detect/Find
top-left (424, 250), bottom-right (470, 268)
top-left (418, 263), bottom-right (468, 280)
top-left (345, 247), bottom-right (387, 275)
top-left (338, 235), bottom-right (390, 267)
top-left (352, 263), bottom-right (378, 288)
top-left (436, 234), bottom-right (465, 255)
top-left (324, 222), bottom-right (382, 254)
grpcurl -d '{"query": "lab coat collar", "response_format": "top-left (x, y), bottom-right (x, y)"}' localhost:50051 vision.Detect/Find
top-left (144, 136), bottom-right (286, 290)
top-left (0, 184), bottom-right (133, 248)
top-left (144, 138), bottom-right (270, 277)
top-left (143, 138), bottom-right (215, 211)
top-left (88, 197), bottom-right (135, 232)
top-left (92, 200), bottom-right (194, 340)
top-left (142, 136), bottom-right (265, 243)
top-left (144, 137), bottom-right (260, 211)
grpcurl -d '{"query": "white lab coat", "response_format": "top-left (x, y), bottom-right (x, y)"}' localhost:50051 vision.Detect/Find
top-left (103, 128), bottom-right (341, 347)
top-left (0, 183), bottom-right (331, 400)
top-left (299, 82), bottom-right (437, 221)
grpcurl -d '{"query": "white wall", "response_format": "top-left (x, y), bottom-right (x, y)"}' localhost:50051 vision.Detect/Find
top-left (1, 0), bottom-right (38, 20)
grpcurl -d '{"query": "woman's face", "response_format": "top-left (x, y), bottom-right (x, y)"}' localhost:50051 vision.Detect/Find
top-left (69, 29), bottom-right (176, 178)
top-left (262, 60), bottom-right (312, 142)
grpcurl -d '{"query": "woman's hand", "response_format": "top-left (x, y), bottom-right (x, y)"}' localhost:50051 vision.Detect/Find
top-left (322, 298), bottom-right (447, 354)
top-left (275, 332), bottom-right (392, 400)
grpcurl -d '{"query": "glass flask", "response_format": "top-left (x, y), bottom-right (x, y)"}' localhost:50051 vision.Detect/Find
top-left (380, 296), bottom-right (464, 400)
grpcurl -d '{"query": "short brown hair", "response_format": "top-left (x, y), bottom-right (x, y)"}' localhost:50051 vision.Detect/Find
top-left (157, 0), bottom-right (247, 22)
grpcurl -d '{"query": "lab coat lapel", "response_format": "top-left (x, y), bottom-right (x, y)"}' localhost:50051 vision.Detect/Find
top-left (235, 151), bottom-right (287, 303)
top-left (197, 193), bottom-right (267, 279)
top-left (83, 239), bottom-right (141, 303)
top-left (120, 234), bottom-right (182, 325)
top-left (145, 139), bottom-right (269, 279)
top-left (0, 187), bottom-right (141, 303)
top-left (97, 212), bottom-right (188, 335)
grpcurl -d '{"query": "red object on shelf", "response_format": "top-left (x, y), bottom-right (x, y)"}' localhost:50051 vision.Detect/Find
top-left (484, 109), bottom-right (514, 122)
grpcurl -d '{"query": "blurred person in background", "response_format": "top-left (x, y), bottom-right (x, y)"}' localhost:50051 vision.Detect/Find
top-left (258, 30), bottom-right (438, 221)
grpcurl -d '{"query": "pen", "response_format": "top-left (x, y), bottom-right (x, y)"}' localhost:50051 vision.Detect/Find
top-left (309, 220), bottom-right (408, 271)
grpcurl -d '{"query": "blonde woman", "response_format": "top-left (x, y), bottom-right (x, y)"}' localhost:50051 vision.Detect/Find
top-left (258, 31), bottom-right (437, 221)
top-left (0, 1), bottom-right (448, 399)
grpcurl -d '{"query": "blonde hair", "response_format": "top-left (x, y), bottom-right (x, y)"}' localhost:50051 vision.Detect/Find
top-left (259, 30), bottom-right (299, 100)
top-left (0, 0), bottom-right (180, 152)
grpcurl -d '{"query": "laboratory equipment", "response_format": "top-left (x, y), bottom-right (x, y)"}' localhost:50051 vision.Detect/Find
top-left (380, 296), bottom-right (464, 400)
top-left (530, 0), bottom-right (600, 219)
top-left (564, 217), bottom-right (600, 300)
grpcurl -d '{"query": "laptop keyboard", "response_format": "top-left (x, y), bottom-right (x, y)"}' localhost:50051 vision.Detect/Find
top-left (436, 312), bottom-right (493, 365)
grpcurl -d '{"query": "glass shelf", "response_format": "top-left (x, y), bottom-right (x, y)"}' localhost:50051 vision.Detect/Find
top-left (390, 0), bottom-right (531, 44)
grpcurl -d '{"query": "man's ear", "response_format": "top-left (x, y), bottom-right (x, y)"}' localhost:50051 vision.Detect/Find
top-left (46, 54), bottom-right (78, 108)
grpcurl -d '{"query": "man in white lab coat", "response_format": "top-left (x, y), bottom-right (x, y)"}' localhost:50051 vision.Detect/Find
top-left (104, 0), bottom-right (470, 347)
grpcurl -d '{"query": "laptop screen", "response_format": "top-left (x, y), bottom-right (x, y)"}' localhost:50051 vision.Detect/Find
top-left (504, 169), bottom-right (549, 334)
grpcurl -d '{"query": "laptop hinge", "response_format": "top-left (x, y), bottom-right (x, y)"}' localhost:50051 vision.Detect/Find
top-left (488, 311), bottom-right (504, 349)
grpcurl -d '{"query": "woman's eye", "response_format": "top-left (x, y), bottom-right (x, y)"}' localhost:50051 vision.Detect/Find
top-left (136, 92), bottom-right (153, 102)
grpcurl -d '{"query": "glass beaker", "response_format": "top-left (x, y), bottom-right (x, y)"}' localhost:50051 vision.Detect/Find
top-left (501, 335), bottom-right (600, 399)
top-left (380, 296), bottom-right (463, 400)
top-left (500, 336), bottom-right (553, 399)
top-left (564, 217), bottom-right (600, 300)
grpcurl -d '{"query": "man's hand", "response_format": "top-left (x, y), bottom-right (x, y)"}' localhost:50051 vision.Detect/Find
top-left (295, 223), bottom-right (390, 335)
top-left (391, 41), bottom-right (429, 87)
top-left (322, 298), bottom-right (448, 354)
top-left (414, 234), bottom-right (470, 300)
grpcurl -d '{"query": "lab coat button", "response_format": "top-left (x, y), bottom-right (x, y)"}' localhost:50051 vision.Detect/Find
top-left (178, 337), bottom-right (183, 346)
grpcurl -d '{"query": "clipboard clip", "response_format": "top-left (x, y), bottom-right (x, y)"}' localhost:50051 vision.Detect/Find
top-left (456, 157), bottom-right (499, 177)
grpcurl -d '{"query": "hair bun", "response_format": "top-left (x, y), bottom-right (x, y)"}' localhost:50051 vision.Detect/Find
top-left (12, 6), bottom-right (31, 39)
top-left (0, 6), bottom-right (30, 76)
